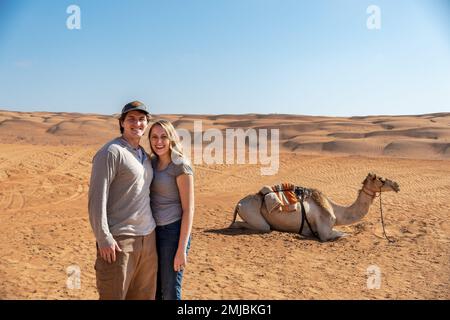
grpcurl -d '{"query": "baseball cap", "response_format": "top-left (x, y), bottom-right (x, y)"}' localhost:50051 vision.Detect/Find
top-left (121, 101), bottom-right (150, 115)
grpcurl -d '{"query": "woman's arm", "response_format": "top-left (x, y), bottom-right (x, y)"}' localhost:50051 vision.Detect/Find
top-left (174, 173), bottom-right (194, 272)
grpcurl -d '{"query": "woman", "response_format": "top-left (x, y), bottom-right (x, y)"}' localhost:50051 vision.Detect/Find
top-left (149, 120), bottom-right (194, 300)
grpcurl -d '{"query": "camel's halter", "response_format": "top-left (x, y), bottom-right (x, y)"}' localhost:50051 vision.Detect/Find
top-left (362, 184), bottom-right (394, 243)
top-left (378, 187), bottom-right (395, 243)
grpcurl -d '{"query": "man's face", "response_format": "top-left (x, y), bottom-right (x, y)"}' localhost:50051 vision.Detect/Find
top-left (121, 110), bottom-right (148, 139)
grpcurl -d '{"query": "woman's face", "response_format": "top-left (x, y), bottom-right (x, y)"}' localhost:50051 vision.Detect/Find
top-left (150, 124), bottom-right (171, 157)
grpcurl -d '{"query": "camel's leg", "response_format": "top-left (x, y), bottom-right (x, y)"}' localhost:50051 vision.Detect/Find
top-left (303, 201), bottom-right (332, 241)
top-left (229, 221), bottom-right (270, 232)
top-left (235, 204), bottom-right (271, 232)
top-left (312, 208), bottom-right (338, 242)
top-left (328, 230), bottom-right (348, 240)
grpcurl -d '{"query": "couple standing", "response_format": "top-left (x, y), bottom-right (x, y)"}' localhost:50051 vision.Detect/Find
top-left (88, 101), bottom-right (194, 300)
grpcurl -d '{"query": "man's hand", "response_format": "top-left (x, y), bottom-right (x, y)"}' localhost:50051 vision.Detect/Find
top-left (99, 241), bottom-right (122, 264)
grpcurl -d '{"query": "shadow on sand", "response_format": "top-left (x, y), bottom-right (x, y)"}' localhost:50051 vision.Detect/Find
top-left (204, 227), bottom-right (332, 243)
top-left (203, 227), bottom-right (320, 241)
top-left (203, 227), bottom-right (268, 236)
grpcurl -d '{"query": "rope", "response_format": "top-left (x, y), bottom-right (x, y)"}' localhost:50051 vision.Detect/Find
top-left (379, 188), bottom-right (395, 243)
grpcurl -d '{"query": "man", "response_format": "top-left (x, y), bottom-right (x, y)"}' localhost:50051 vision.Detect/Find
top-left (88, 101), bottom-right (157, 300)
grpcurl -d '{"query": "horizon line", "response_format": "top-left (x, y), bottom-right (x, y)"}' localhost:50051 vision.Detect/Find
top-left (1, 108), bottom-right (449, 119)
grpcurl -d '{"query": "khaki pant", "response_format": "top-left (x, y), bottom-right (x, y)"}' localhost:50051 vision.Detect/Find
top-left (95, 231), bottom-right (158, 300)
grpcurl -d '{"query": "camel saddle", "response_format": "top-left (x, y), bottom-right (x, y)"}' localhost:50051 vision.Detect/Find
top-left (259, 183), bottom-right (312, 214)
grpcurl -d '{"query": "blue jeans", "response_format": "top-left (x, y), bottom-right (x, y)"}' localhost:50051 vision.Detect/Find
top-left (155, 219), bottom-right (191, 300)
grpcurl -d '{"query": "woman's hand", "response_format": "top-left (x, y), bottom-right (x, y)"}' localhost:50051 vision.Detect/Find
top-left (173, 248), bottom-right (187, 272)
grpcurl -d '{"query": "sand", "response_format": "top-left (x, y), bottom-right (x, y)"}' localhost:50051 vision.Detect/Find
top-left (0, 110), bottom-right (449, 299)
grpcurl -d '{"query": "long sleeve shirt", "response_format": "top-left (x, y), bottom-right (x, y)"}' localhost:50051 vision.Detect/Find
top-left (88, 137), bottom-right (155, 247)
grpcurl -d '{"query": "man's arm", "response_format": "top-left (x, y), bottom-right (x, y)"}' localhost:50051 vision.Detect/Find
top-left (88, 147), bottom-right (122, 262)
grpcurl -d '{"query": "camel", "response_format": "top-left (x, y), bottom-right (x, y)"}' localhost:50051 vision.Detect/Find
top-left (229, 173), bottom-right (400, 242)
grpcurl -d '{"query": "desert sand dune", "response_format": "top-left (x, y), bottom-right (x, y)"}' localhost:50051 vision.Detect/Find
top-left (0, 109), bottom-right (448, 299)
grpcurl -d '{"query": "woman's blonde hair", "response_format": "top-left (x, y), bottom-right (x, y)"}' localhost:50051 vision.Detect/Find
top-left (148, 120), bottom-right (187, 165)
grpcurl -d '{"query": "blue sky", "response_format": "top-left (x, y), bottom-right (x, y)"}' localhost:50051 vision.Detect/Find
top-left (0, 0), bottom-right (449, 116)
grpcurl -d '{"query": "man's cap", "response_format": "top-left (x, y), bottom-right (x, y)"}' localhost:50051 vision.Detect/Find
top-left (121, 101), bottom-right (150, 115)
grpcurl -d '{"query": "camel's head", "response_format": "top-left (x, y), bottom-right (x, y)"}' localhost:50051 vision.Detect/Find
top-left (363, 173), bottom-right (400, 193)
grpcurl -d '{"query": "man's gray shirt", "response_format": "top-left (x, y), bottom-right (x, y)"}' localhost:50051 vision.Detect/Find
top-left (88, 137), bottom-right (156, 248)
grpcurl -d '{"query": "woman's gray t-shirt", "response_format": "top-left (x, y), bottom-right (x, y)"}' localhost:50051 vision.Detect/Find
top-left (150, 158), bottom-right (193, 226)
